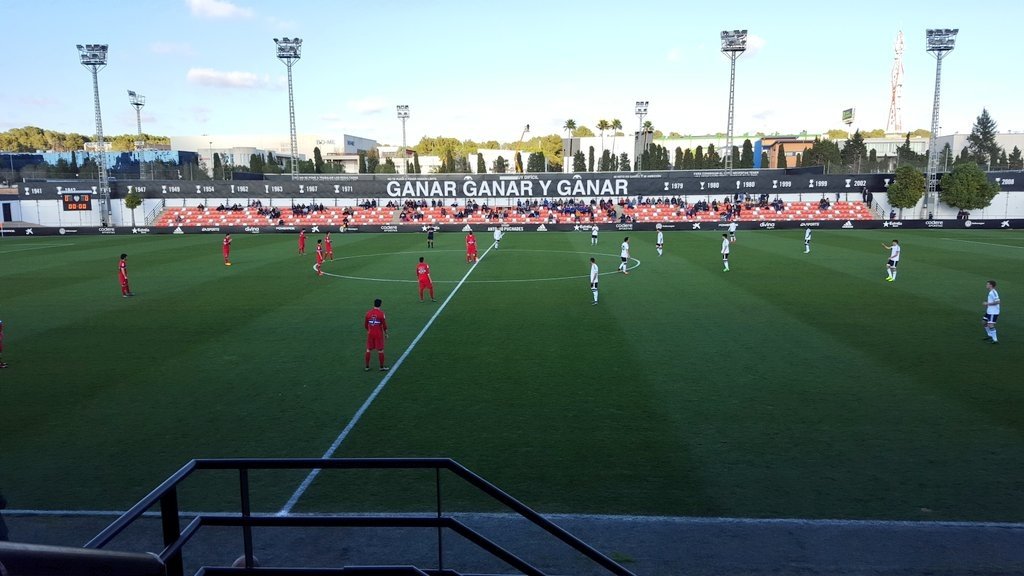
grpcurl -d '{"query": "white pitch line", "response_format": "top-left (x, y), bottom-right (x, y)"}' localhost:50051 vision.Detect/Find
top-left (278, 242), bottom-right (497, 516)
top-left (0, 243), bottom-right (76, 254)
top-left (939, 238), bottom-right (1024, 249)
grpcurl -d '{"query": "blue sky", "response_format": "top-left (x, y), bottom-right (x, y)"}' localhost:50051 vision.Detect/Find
top-left (2, 0), bottom-right (1022, 146)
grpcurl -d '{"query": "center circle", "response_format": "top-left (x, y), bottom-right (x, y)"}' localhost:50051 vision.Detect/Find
top-left (319, 249), bottom-right (641, 283)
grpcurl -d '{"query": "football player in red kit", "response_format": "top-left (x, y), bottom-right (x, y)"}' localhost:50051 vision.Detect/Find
top-left (364, 299), bottom-right (389, 371)
top-left (223, 234), bottom-right (232, 266)
top-left (416, 257), bottom-right (435, 302)
top-left (466, 231), bottom-right (478, 263)
top-left (315, 239), bottom-right (325, 276)
top-left (118, 253), bottom-right (133, 297)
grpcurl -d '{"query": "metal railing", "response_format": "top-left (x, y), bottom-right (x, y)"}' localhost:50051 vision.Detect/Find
top-left (0, 541), bottom-right (164, 576)
top-left (86, 458), bottom-right (636, 576)
top-left (144, 199), bottom-right (166, 226)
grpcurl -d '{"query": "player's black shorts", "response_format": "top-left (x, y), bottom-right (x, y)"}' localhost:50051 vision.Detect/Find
top-left (887, 259), bottom-right (899, 267)
top-left (983, 313), bottom-right (999, 324)
top-left (621, 257), bottom-right (628, 263)
top-left (591, 282), bottom-right (599, 289)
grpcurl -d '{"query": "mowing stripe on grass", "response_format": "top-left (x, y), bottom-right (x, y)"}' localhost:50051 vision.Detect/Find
top-left (278, 242), bottom-right (497, 516)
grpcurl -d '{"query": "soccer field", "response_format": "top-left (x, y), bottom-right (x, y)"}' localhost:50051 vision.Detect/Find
top-left (0, 229), bottom-right (1022, 522)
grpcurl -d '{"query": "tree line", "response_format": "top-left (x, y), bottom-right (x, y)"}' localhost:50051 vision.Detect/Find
top-left (4, 108), bottom-right (1021, 181)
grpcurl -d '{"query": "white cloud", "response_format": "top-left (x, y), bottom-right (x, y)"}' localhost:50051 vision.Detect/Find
top-left (150, 42), bottom-right (195, 56)
top-left (186, 0), bottom-right (253, 19)
top-left (745, 34), bottom-right (766, 57)
top-left (186, 68), bottom-right (280, 89)
top-left (347, 97), bottom-right (387, 115)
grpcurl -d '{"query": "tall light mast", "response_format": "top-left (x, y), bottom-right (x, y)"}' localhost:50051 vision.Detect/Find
top-left (274, 37), bottom-right (303, 176)
top-left (77, 43), bottom-right (111, 226)
top-left (886, 31), bottom-right (904, 134)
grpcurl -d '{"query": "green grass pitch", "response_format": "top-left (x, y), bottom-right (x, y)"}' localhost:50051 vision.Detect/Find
top-left (0, 229), bottom-right (1021, 521)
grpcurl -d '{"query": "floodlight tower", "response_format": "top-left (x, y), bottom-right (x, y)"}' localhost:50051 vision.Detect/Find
top-left (635, 101), bottom-right (648, 171)
top-left (77, 43), bottom-right (111, 225)
top-left (397, 105), bottom-right (410, 173)
top-left (128, 90), bottom-right (146, 148)
top-left (128, 90), bottom-right (146, 179)
top-left (274, 37), bottom-right (303, 177)
top-left (924, 28), bottom-right (957, 218)
top-left (721, 30), bottom-right (748, 175)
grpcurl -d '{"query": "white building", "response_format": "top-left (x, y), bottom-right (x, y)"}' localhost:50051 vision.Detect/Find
top-left (170, 133), bottom-right (377, 173)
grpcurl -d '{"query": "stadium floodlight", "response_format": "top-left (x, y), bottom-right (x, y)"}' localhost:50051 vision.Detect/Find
top-left (923, 28), bottom-right (958, 218)
top-left (77, 43), bottom-right (111, 226)
top-left (926, 28), bottom-right (958, 51)
top-left (720, 30), bottom-right (748, 53)
top-left (397, 105), bottom-right (410, 173)
top-left (274, 37), bottom-right (303, 177)
top-left (127, 90), bottom-right (146, 149)
top-left (635, 101), bottom-right (649, 171)
top-left (721, 30), bottom-right (748, 174)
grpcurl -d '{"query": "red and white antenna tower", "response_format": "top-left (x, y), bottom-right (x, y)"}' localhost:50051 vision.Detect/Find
top-left (886, 31), bottom-right (904, 134)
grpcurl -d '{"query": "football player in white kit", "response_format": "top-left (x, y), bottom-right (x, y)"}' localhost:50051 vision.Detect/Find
top-left (656, 224), bottom-right (664, 256)
top-left (882, 239), bottom-right (900, 282)
top-left (721, 233), bottom-right (730, 272)
top-left (982, 280), bottom-right (1001, 344)
top-left (619, 237), bottom-right (630, 274)
top-left (590, 257), bottom-right (600, 305)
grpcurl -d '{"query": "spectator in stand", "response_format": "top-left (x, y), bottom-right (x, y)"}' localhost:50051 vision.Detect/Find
top-left (889, 208), bottom-right (897, 220)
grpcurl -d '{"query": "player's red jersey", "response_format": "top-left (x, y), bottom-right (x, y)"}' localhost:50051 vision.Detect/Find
top-left (298, 231), bottom-right (306, 253)
top-left (365, 307), bottom-right (388, 349)
top-left (466, 234), bottom-right (477, 253)
top-left (315, 244), bottom-right (324, 275)
top-left (365, 308), bottom-right (387, 333)
top-left (324, 235), bottom-right (333, 256)
top-left (416, 262), bottom-right (431, 285)
top-left (222, 236), bottom-right (231, 255)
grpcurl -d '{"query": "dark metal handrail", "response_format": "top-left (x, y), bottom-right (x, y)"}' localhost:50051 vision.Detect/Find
top-left (85, 458), bottom-right (636, 576)
top-left (0, 541), bottom-right (164, 576)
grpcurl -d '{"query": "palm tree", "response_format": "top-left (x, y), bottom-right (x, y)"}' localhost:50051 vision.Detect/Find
top-left (639, 121), bottom-right (655, 171)
top-left (610, 118), bottom-right (622, 162)
top-left (563, 119), bottom-right (577, 158)
top-left (596, 119), bottom-right (610, 169)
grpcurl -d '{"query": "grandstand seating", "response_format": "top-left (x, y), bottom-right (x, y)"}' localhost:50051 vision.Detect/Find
top-left (153, 206), bottom-right (396, 227)
top-left (153, 201), bottom-right (875, 227)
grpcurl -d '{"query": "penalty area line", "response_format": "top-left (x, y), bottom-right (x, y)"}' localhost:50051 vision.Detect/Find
top-left (278, 242), bottom-right (496, 516)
